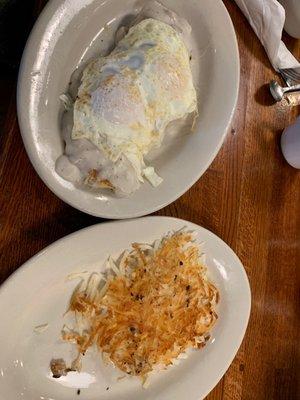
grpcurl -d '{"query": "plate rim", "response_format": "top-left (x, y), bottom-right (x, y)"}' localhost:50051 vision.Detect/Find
top-left (17, 0), bottom-right (240, 219)
top-left (0, 216), bottom-right (250, 289)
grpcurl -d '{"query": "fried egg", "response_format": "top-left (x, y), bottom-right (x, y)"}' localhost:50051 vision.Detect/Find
top-left (57, 6), bottom-right (197, 196)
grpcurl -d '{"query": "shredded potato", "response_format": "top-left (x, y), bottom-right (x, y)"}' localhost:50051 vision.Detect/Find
top-left (61, 231), bottom-right (219, 380)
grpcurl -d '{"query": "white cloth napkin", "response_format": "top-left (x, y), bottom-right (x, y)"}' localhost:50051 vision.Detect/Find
top-left (234, 0), bottom-right (300, 70)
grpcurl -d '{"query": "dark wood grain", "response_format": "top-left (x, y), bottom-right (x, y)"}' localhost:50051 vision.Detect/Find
top-left (0, 1), bottom-right (299, 399)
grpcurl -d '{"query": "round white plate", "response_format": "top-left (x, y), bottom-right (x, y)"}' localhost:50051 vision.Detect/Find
top-left (17, 0), bottom-right (239, 219)
top-left (0, 217), bottom-right (250, 400)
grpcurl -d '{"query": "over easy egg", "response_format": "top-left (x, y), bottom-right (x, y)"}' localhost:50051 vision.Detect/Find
top-left (71, 18), bottom-right (197, 188)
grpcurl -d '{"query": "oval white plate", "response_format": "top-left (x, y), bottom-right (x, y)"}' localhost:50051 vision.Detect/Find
top-left (17, 0), bottom-right (239, 219)
top-left (0, 217), bottom-right (250, 400)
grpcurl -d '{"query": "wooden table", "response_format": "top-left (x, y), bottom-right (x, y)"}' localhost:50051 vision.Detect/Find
top-left (0, 1), bottom-right (299, 399)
